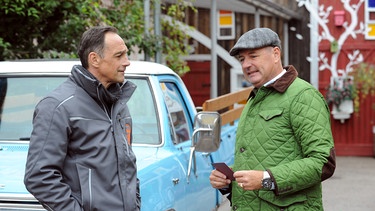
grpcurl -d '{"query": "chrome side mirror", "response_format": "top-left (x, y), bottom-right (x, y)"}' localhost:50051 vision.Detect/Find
top-left (187, 112), bottom-right (221, 182)
top-left (192, 111), bottom-right (221, 152)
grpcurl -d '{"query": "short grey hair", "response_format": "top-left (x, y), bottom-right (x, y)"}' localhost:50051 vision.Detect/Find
top-left (78, 26), bottom-right (118, 68)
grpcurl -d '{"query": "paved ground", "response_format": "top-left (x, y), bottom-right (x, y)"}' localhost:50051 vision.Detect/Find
top-left (218, 156), bottom-right (375, 211)
top-left (322, 156), bottom-right (375, 211)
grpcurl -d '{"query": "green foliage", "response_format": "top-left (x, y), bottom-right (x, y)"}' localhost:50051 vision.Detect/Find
top-left (161, 0), bottom-right (196, 75)
top-left (0, 0), bottom-right (196, 75)
top-left (349, 63), bottom-right (375, 112)
top-left (0, 0), bottom-right (85, 59)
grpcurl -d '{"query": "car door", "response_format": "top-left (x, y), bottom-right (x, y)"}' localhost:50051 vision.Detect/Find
top-left (159, 80), bottom-right (216, 211)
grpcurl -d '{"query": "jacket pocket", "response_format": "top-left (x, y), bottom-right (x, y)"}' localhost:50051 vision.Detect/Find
top-left (258, 190), bottom-right (307, 208)
top-left (76, 164), bottom-right (94, 211)
top-left (259, 109), bottom-right (283, 121)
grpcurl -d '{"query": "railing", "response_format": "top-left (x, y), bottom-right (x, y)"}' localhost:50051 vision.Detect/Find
top-left (202, 87), bottom-right (253, 126)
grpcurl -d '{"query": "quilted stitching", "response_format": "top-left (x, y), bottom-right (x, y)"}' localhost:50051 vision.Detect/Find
top-left (231, 78), bottom-right (332, 210)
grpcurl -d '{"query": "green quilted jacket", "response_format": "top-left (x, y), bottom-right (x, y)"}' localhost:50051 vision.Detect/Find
top-left (231, 66), bottom-right (336, 211)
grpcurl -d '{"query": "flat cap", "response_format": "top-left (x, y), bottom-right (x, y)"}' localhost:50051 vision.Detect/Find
top-left (229, 28), bottom-right (281, 56)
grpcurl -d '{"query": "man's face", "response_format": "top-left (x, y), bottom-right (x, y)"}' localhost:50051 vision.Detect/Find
top-left (238, 46), bottom-right (280, 88)
top-left (96, 32), bottom-right (130, 88)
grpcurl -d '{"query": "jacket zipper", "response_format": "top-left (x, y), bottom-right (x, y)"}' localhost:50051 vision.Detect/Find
top-left (88, 168), bottom-right (92, 211)
top-left (96, 86), bottom-right (130, 156)
top-left (96, 86), bottom-right (113, 126)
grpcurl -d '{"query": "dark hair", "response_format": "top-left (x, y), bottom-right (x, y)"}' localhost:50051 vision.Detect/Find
top-left (78, 26), bottom-right (118, 68)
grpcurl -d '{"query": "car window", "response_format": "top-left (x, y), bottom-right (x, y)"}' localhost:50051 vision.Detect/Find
top-left (160, 82), bottom-right (191, 144)
top-left (0, 76), bottom-right (160, 145)
top-left (0, 77), bottom-right (66, 140)
top-left (127, 79), bottom-right (160, 145)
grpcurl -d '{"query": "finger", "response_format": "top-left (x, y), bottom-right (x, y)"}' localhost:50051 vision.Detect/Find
top-left (233, 170), bottom-right (247, 178)
top-left (210, 178), bottom-right (230, 188)
top-left (212, 181), bottom-right (229, 189)
top-left (212, 169), bottom-right (227, 179)
top-left (210, 171), bottom-right (227, 184)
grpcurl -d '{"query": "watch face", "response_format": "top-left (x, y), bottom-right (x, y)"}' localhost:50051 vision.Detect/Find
top-left (262, 178), bottom-right (273, 190)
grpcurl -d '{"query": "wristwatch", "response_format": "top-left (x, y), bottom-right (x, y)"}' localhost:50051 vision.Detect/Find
top-left (261, 177), bottom-right (273, 190)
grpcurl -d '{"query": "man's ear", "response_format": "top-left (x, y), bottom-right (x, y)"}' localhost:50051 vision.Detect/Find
top-left (273, 47), bottom-right (281, 62)
top-left (88, 52), bottom-right (100, 68)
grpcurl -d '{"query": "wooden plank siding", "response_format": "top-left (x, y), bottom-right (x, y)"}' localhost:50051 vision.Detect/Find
top-left (317, 0), bottom-right (375, 156)
top-left (169, 1), bottom-right (375, 156)
top-left (319, 42), bottom-right (375, 156)
top-left (181, 4), bottom-right (310, 96)
top-left (202, 87), bottom-right (253, 126)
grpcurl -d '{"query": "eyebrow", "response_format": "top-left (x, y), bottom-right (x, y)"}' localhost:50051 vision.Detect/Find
top-left (113, 49), bottom-right (128, 57)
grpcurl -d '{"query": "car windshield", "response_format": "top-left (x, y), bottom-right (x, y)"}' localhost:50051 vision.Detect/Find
top-left (0, 76), bottom-right (160, 145)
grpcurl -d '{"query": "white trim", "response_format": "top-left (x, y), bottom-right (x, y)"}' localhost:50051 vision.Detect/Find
top-left (162, 15), bottom-right (243, 93)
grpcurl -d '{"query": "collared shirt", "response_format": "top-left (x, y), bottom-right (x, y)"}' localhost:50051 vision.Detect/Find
top-left (264, 69), bottom-right (287, 87)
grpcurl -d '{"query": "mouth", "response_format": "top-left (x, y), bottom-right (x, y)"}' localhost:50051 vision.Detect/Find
top-left (246, 70), bottom-right (258, 77)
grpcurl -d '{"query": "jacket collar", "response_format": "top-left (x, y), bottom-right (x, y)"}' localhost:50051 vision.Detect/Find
top-left (267, 65), bottom-right (298, 93)
top-left (249, 65), bottom-right (298, 98)
top-left (70, 65), bottom-right (122, 107)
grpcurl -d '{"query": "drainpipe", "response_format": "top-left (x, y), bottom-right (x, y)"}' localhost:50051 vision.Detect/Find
top-left (154, 0), bottom-right (162, 63)
top-left (310, 0), bottom-right (319, 89)
top-left (210, 0), bottom-right (218, 98)
top-left (255, 7), bottom-right (260, 27)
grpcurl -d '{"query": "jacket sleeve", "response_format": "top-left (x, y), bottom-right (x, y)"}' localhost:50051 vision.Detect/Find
top-left (269, 88), bottom-right (336, 196)
top-left (24, 97), bottom-right (81, 211)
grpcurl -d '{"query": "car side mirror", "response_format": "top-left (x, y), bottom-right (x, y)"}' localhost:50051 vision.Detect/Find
top-left (192, 111), bottom-right (221, 152)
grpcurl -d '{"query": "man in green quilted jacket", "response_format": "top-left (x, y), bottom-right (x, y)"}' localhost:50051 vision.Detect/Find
top-left (209, 28), bottom-right (336, 210)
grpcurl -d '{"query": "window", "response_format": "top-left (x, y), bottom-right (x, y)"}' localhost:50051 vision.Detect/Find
top-left (0, 76), bottom-right (161, 145)
top-left (365, 0), bottom-right (375, 39)
top-left (127, 78), bottom-right (160, 145)
top-left (0, 77), bottom-right (66, 140)
top-left (160, 82), bottom-right (191, 144)
top-left (217, 10), bottom-right (235, 40)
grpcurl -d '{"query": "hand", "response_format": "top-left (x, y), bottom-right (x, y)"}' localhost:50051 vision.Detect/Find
top-left (209, 169), bottom-right (232, 189)
top-left (233, 170), bottom-right (263, 191)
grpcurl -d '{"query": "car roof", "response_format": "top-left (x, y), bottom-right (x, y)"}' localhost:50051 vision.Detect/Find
top-left (0, 60), bottom-right (177, 76)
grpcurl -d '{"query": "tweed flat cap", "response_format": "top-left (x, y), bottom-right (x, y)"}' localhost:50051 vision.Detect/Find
top-left (229, 28), bottom-right (281, 56)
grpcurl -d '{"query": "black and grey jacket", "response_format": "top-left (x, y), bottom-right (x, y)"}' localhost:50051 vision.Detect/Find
top-left (24, 65), bottom-right (140, 211)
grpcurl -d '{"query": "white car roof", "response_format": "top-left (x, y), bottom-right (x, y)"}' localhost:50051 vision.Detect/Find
top-left (0, 60), bottom-right (177, 76)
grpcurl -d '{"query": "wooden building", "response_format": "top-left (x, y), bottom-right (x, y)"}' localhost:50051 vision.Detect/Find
top-left (164, 0), bottom-right (375, 156)
top-left (163, 0), bottom-right (309, 105)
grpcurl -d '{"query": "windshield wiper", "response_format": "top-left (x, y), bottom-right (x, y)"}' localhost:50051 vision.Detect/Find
top-left (19, 137), bottom-right (30, 140)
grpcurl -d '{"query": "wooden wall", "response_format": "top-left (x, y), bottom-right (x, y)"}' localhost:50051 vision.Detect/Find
top-left (317, 0), bottom-right (375, 156)
top-left (183, 6), bottom-right (310, 97)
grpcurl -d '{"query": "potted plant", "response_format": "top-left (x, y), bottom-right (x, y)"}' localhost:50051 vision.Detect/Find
top-left (325, 76), bottom-right (355, 123)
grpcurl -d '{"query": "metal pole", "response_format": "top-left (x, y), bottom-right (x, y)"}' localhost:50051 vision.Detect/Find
top-left (154, 0), bottom-right (162, 63)
top-left (210, 0), bottom-right (218, 98)
top-left (310, 0), bottom-right (319, 89)
top-left (283, 23), bottom-right (289, 65)
top-left (144, 0), bottom-right (150, 61)
top-left (255, 7), bottom-right (260, 27)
